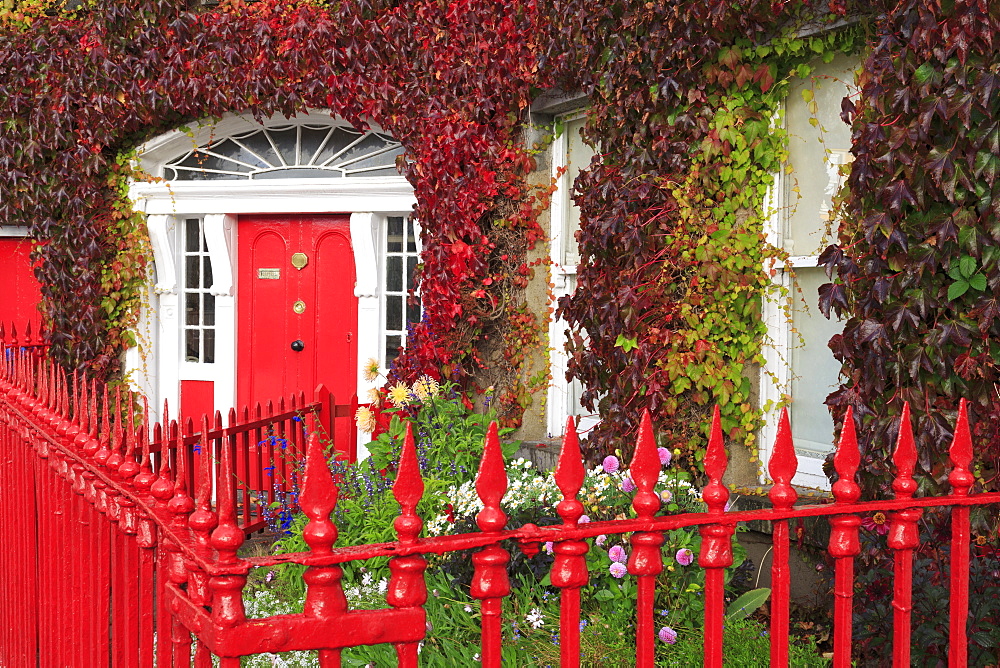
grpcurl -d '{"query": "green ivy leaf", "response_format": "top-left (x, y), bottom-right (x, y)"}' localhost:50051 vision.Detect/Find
top-left (913, 61), bottom-right (936, 84)
top-left (615, 334), bottom-right (638, 352)
top-left (948, 280), bottom-right (970, 301)
top-left (960, 255), bottom-right (976, 278)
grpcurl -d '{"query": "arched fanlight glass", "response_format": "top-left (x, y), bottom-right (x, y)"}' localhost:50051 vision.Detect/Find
top-left (164, 123), bottom-right (404, 180)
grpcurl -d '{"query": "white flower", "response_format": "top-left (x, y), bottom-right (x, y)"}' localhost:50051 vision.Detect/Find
top-left (526, 608), bottom-right (544, 629)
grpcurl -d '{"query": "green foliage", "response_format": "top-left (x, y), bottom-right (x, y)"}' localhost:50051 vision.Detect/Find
top-left (663, 618), bottom-right (831, 667)
top-left (726, 587), bottom-right (771, 622)
top-left (366, 381), bottom-right (520, 477)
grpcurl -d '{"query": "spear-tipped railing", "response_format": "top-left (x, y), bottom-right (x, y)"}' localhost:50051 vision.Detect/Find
top-left (1, 348), bottom-right (998, 666)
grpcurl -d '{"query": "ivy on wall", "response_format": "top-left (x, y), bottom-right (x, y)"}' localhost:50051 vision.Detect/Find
top-left (0, 0), bottom-right (548, 420)
top-left (550, 0), bottom-right (866, 468)
top-left (821, 0), bottom-right (1000, 505)
top-left (7, 0), bottom-right (996, 497)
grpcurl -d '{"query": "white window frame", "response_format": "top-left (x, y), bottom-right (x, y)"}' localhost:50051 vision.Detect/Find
top-left (760, 57), bottom-right (858, 490)
top-left (547, 110), bottom-right (600, 438)
top-left (380, 215), bottom-right (422, 372)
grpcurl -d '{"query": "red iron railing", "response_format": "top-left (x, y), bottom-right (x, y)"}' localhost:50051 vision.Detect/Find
top-left (0, 320), bottom-right (49, 358)
top-left (0, 349), bottom-right (996, 666)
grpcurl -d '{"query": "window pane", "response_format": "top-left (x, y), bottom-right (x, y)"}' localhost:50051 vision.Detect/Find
top-left (386, 256), bottom-right (403, 293)
top-left (203, 257), bottom-right (213, 289)
top-left (385, 335), bottom-right (401, 365)
top-left (784, 55), bottom-right (856, 257)
top-left (203, 329), bottom-right (215, 364)
top-left (203, 294), bottom-right (215, 326)
top-left (789, 267), bottom-right (844, 460)
top-left (406, 256), bottom-right (418, 289)
top-left (185, 256), bottom-right (200, 289)
top-left (407, 299), bottom-right (421, 326)
top-left (387, 217), bottom-right (404, 252)
top-left (313, 127), bottom-right (364, 165)
top-left (185, 329), bottom-right (200, 362)
top-left (185, 293), bottom-right (200, 326)
top-left (270, 126), bottom-right (299, 167)
top-left (387, 297), bottom-right (403, 331)
top-left (406, 223), bottom-right (417, 253)
top-left (185, 219), bottom-right (201, 252)
top-left (564, 116), bottom-right (596, 266)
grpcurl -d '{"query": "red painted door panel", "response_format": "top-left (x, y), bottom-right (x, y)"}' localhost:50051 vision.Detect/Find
top-left (237, 216), bottom-right (358, 413)
top-left (0, 236), bottom-right (43, 333)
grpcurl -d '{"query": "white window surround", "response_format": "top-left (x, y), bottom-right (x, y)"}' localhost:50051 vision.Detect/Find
top-left (546, 110), bottom-right (600, 439)
top-left (126, 113), bottom-right (417, 444)
top-left (760, 55), bottom-right (857, 490)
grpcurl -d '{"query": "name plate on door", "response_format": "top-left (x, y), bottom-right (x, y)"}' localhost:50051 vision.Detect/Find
top-left (257, 268), bottom-right (281, 280)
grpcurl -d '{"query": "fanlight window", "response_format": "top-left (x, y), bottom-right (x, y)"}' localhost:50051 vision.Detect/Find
top-left (164, 124), bottom-right (405, 180)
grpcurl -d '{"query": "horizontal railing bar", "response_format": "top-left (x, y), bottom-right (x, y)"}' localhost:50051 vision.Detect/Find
top-left (240, 491), bottom-right (1000, 571)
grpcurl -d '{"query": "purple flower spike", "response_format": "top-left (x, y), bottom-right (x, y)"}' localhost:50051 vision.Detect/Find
top-left (543, 541), bottom-right (554, 555)
top-left (657, 447), bottom-right (672, 465)
top-left (658, 626), bottom-right (678, 644)
top-left (609, 562), bottom-right (627, 578)
top-left (675, 548), bottom-right (694, 566)
top-left (621, 477), bottom-right (636, 493)
top-left (608, 545), bottom-right (627, 563)
top-left (602, 455), bottom-right (620, 474)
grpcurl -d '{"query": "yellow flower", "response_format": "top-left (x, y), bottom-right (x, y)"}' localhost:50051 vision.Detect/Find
top-left (412, 375), bottom-right (440, 401)
top-left (355, 406), bottom-right (377, 433)
top-left (388, 382), bottom-right (411, 408)
top-left (365, 387), bottom-right (382, 407)
top-left (363, 358), bottom-right (381, 382)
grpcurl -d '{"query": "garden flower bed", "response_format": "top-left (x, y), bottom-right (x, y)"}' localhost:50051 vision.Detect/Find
top-left (239, 371), bottom-right (832, 666)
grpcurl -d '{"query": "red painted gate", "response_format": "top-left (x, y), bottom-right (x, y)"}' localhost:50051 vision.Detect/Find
top-left (237, 215), bottom-right (358, 448)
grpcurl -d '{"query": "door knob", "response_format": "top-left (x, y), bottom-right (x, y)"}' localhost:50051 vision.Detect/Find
top-left (290, 339), bottom-right (304, 352)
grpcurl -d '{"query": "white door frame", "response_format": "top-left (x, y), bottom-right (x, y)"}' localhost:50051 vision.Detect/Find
top-left (127, 114), bottom-right (416, 433)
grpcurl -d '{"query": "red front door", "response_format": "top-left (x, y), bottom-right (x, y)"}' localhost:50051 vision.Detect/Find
top-left (0, 236), bottom-right (43, 335)
top-left (237, 215), bottom-right (358, 414)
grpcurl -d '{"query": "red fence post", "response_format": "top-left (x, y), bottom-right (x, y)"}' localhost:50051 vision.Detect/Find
top-left (769, 409), bottom-right (799, 667)
top-left (628, 410), bottom-right (664, 668)
top-left (888, 403), bottom-right (921, 668)
top-left (389, 423), bottom-right (428, 667)
top-left (948, 400), bottom-right (973, 668)
top-left (699, 406), bottom-right (732, 668)
top-left (551, 417), bottom-right (588, 668)
top-left (828, 406), bottom-right (861, 668)
top-left (471, 421), bottom-right (511, 668)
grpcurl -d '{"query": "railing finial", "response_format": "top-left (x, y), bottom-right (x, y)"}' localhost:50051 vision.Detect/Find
top-left (832, 405), bottom-right (860, 504)
top-left (768, 407), bottom-right (798, 510)
top-left (475, 421), bottom-right (507, 533)
top-left (555, 415), bottom-right (584, 526)
top-left (702, 405), bottom-right (729, 513)
top-left (891, 402), bottom-right (917, 500)
top-left (949, 398), bottom-right (973, 496)
top-left (395, 422), bottom-right (425, 543)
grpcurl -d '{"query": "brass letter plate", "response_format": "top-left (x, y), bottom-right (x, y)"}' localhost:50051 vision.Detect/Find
top-left (257, 268), bottom-right (281, 280)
